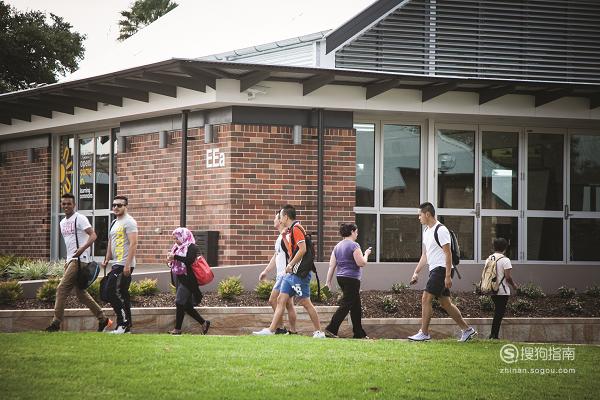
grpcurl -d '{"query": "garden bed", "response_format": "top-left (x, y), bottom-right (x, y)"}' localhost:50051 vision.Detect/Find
top-left (3, 289), bottom-right (600, 319)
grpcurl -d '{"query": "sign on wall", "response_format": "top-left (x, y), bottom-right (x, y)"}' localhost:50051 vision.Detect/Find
top-left (206, 148), bottom-right (225, 168)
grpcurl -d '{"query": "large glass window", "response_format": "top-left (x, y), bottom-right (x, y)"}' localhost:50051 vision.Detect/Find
top-left (528, 133), bottom-right (564, 211)
top-left (527, 218), bottom-right (563, 261)
top-left (355, 214), bottom-right (376, 262)
top-left (95, 135), bottom-right (111, 210)
top-left (355, 124), bottom-right (375, 207)
top-left (383, 125), bottom-right (420, 208)
top-left (437, 129), bottom-right (475, 209)
top-left (59, 136), bottom-right (74, 211)
top-left (481, 132), bottom-right (518, 210)
top-left (481, 216), bottom-right (518, 260)
top-left (570, 135), bottom-right (600, 212)
top-left (380, 215), bottom-right (422, 262)
top-left (438, 215), bottom-right (474, 260)
top-left (78, 137), bottom-right (94, 210)
top-left (570, 219), bottom-right (600, 261)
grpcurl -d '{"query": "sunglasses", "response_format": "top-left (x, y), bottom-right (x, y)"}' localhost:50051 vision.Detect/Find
top-left (111, 203), bottom-right (126, 208)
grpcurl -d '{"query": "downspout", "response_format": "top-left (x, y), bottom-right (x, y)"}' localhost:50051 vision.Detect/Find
top-left (317, 108), bottom-right (325, 262)
top-left (180, 109), bottom-right (189, 227)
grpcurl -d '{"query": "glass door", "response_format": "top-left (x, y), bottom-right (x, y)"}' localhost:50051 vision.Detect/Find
top-left (435, 124), bottom-right (477, 261)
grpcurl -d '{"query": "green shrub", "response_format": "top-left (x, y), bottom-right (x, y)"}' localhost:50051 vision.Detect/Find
top-left (565, 298), bottom-right (583, 313)
top-left (255, 280), bottom-right (275, 300)
top-left (87, 280), bottom-right (101, 300)
top-left (391, 282), bottom-right (409, 294)
top-left (479, 295), bottom-right (494, 312)
top-left (381, 295), bottom-right (398, 313)
top-left (169, 283), bottom-right (177, 295)
top-left (517, 283), bottom-right (546, 299)
top-left (0, 255), bottom-right (28, 277)
top-left (9, 260), bottom-right (49, 280)
top-left (129, 279), bottom-right (159, 297)
top-left (557, 286), bottom-right (577, 298)
top-left (0, 281), bottom-right (24, 304)
top-left (36, 279), bottom-right (60, 302)
top-left (218, 276), bottom-right (243, 300)
top-left (585, 285), bottom-right (600, 298)
top-left (47, 260), bottom-right (67, 278)
top-left (510, 298), bottom-right (534, 313)
top-left (309, 279), bottom-right (331, 302)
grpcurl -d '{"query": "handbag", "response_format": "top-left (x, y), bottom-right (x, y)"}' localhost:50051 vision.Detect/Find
top-left (191, 255), bottom-right (214, 286)
top-left (74, 216), bottom-right (100, 290)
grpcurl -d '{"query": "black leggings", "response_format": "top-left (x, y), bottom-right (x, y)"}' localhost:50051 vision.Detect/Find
top-left (175, 303), bottom-right (205, 330)
top-left (326, 276), bottom-right (367, 338)
top-left (107, 266), bottom-right (133, 327)
top-left (490, 295), bottom-right (509, 339)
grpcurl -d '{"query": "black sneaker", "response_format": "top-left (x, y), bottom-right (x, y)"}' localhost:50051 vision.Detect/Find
top-left (97, 318), bottom-right (113, 332)
top-left (202, 320), bottom-right (211, 335)
top-left (324, 329), bottom-right (338, 338)
top-left (44, 321), bottom-right (60, 332)
top-left (275, 327), bottom-right (289, 335)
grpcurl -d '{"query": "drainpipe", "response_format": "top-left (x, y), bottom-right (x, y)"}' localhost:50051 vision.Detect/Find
top-left (180, 109), bottom-right (189, 227)
top-left (317, 108), bottom-right (325, 262)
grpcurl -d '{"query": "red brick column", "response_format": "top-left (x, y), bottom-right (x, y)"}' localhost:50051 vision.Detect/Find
top-left (0, 148), bottom-right (51, 258)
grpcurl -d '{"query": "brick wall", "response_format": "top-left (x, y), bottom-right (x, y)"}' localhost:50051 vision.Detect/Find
top-left (0, 147), bottom-right (51, 258)
top-left (119, 123), bottom-right (356, 266)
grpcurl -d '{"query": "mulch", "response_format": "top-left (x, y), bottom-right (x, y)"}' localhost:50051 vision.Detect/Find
top-left (3, 289), bottom-right (600, 318)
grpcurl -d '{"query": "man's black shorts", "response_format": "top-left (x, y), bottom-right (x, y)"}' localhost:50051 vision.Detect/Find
top-left (425, 266), bottom-right (450, 297)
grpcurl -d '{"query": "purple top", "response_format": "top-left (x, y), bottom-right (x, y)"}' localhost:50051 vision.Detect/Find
top-left (334, 239), bottom-right (362, 280)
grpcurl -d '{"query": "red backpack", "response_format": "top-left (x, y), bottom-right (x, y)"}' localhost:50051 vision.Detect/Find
top-left (191, 255), bottom-right (214, 286)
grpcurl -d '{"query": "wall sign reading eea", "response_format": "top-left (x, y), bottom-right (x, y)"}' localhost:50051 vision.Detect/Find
top-left (206, 148), bottom-right (225, 168)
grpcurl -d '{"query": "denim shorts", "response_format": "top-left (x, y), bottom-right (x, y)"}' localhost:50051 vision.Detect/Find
top-left (273, 275), bottom-right (284, 291)
top-left (280, 272), bottom-right (311, 298)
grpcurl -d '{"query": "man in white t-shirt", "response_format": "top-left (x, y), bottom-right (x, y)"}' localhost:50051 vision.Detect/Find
top-left (407, 202), bottom-right (477, 342)
top-left (45, 193), bottom-right (112, 332)
top-left (258, 210), bottom-right (297, 334)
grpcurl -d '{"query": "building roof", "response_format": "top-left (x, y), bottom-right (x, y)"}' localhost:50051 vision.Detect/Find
top-left (1, 58), bottom-right (599, 126)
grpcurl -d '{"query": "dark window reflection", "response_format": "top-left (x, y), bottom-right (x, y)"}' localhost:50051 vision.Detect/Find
top-left (380, 214), bottom-right (422, 262)
top-left (438, 215), bottom-right (474, 260)
top-left (528, 133), bottom-right (564, 211)
top-left (570, 219), bottom-right (600, 261)
top-left (355, 214), bottom-right (376, 262)
top-left (481, 216), bottom-right (518, 260)
top-left (437, 129), bottom-right (475, 209)
top-left (481, 132), bottom-right (519, 210)
top-left (383, 125), bottom-right (420, 208)
top-left (95, 136), bottom-right (111, 210)
top-left (570, 135), bottom-right (600, 212)
top-left (527, 218), bottom-right (563, 261)
top-left (355, 124), bottom-right (375, 207)
top-left (94, 216), bottom-right (109, 257)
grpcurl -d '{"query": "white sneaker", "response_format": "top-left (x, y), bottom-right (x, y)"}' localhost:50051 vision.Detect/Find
top-left (408, 330), bottom-right (431, 341)
top-left (313, 330), bottom-right (326, 339)
top-left (252, 328), bottom-right (274, 336)
top-left (109, 325), bottom-right (131, 335)
top-left (459, 327), bottom-right (477, 342)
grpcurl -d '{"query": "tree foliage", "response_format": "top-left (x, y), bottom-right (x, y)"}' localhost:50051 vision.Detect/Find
top-left (118, 0), bottom-right (178, 41)
top-left (0, 1), bottom-right (85, 93)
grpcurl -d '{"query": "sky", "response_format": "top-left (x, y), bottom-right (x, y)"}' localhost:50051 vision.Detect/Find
top-left (6, 0), bottom-right (377, 80)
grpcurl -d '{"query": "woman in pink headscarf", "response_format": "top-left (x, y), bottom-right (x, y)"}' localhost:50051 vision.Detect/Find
top-left (166, 227), bottom-right (210, 335)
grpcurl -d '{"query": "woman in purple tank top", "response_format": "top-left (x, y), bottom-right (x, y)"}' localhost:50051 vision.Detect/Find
top-left (324, 223), bottom-right (372, 339)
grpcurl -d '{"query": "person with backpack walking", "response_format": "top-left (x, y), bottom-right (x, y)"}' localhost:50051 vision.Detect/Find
top-left (258, 210), bottom-right (297, 334)
top-left (45, 193), bottom-right (112, 332)
top-left (101, 195), bottom-right (138, 334)
top-left (408, 202), bottom-right (477, 342)
top-left (481, 237), bottom-right (518, 339)
top-left (253, 205), bottom-right (325, 338)
top-left (323, 223), bottom-right (371, 339)
top-left (166, 227), bottom-right (210, 335)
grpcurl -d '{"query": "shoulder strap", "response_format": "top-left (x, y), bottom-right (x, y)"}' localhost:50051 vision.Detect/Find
top-left (74, 215), bottom-right (79, 249)
top-left (434, 224), bottom-right (443, 248)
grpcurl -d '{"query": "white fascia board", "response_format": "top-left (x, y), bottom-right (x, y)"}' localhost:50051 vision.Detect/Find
top-left (0, 88), bottom-right (217, 137)
top-left (215, 79), bottom-right (600, 121)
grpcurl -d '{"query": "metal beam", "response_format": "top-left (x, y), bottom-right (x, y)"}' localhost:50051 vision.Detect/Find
top-left (18, 98), bottom-right (74, 115)
top-left (88, 83), bottom-right (149, 103)
top-left (0, 116), bottom-right (11, 125)
top-left (239, 71), bottom-right (270, 92)
top-left (303, 73), bottom-right (335, 96)
top-left (62, 88), bottom-right (123, 107)
top-left (535, 88), bottom-right (572, 107)
top-left (366, 78), bottom-right (401, 99)
top-left (114, 77), bottom-right (177, 98)
top-left (177, 65), bottom-right (217, 89)
top-left (142, 71), bottom-right (207, 92)
top-left (1, 101), bottom-right (52, 119)
top-left (0, 109), bottom-right (31, 122)
top-left (42, 93), bottom-right (97, 111)
top-left (422, 82), bottom-right (459, 102)
top-left (478, 85), bottom-right (515, 105)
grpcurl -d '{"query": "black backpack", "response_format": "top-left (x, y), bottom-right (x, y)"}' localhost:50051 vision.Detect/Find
top-left (288, 222), bottom-right (321, 300)
top-left (433, 224), bottom-right (462, 279)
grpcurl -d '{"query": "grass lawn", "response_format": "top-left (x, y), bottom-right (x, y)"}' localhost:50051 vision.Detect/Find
top-left (1, 333), bottom-right (599, 399)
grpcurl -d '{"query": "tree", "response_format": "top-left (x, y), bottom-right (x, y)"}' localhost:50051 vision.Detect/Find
top-left (118, 0), bottom-right (178, 41)
top-left (0, 1), bottom-right (85, 93)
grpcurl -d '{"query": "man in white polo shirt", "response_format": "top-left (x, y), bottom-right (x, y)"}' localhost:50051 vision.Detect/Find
top-left (408, 202), bottom-right (477, 342)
